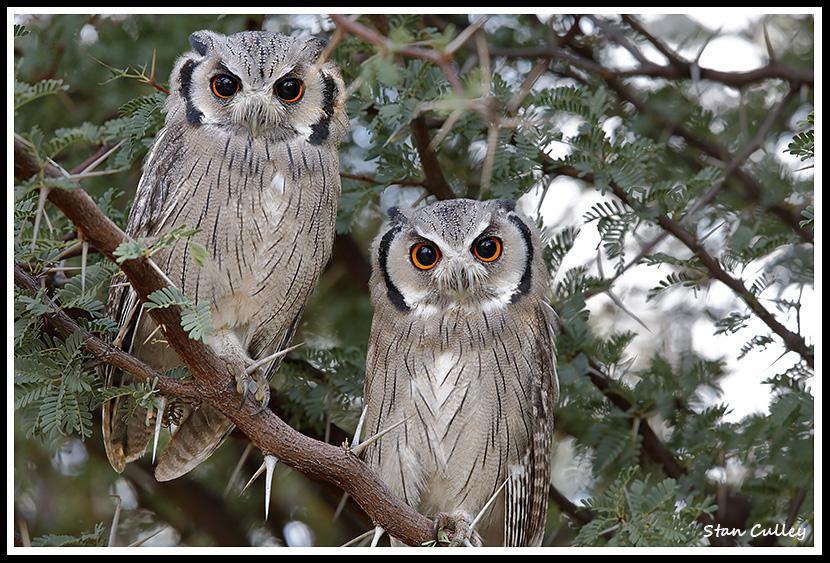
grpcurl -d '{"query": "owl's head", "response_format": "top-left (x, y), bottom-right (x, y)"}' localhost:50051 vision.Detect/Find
top-left (167, 30), bottom-right (346, 143)
top-left (372, 199), bottom-right (547, 316)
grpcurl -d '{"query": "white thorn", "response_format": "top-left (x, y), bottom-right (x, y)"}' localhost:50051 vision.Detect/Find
top-left (127, 303), bottom-right (145, 355)
top-left (147, 258), bottom-right (178, 291)
top-left (333, 492), bottom-right (349, 521)
top-left (112, 297), bottom-right (140, 348)
top-left (264, 455), bottom-right (278, 520)
top-left (351, 406), bottom-right (369, 448)
top-left (341, 528), bottom-right (375, 547)
top-left (80, 241), bottom-right (88, 296)
top-left (224, 442), bottom-right (253, 497)
top-left (31, 186), bottom-right (50, 251)
top-left (107, 495), bottom-right (122, 547)
top-left (469, 477), bottom-right (509, 534)
top-left (463, 539), bottom-right (473, 547)
top-left (351, 414), bottom-right (413, 458)
top-left (142, 323), bottom-right (164, 346)
top-left (151, 397), bottom-right (166, 464)
top-left (53, 240), bottom-right (82, 262)
top-left (127, 526), bottom-right (165, 547)
top-left (240, 461), bottom-right (266, 496)
top-left (78, 140), bottom-right (125, 175)
top-left (370, 526), bottom-right (384, 547)
top-left (245, 342), bottom-right (304, 375)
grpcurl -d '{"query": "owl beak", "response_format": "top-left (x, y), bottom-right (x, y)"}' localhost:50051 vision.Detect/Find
top-left (441, 257), bottom-right (477, 296)
top-left (232, 91), bottom-right (281, 134)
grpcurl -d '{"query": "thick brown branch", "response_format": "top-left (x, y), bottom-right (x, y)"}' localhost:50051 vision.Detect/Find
top-left (14, 137), bottom-right (436, 547)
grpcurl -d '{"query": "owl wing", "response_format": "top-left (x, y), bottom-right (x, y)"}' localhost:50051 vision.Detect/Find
top-left (102, 128), bottom-right (183, 471)
top-left (153, 311), bottom-right (302, 482)
top-left (503, 301), bottom-right (558, 546)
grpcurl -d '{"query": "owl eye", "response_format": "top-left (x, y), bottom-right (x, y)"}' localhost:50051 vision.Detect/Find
top-left (211, 74), bottom-right (240, 99)
top-left (274, 77), bottom-right (304, 103)
top-left (411, 242), bottom-right (441, 271)
top-left (472, 236), bottom-right (502, 262)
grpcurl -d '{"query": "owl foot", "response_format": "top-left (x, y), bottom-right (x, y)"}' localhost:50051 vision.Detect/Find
top-left (236, 368), bottom-right (270, 409)
top-left (237, 343), bottom-right (304, 409)
top-left (432, 510), bottom-right (481, 547)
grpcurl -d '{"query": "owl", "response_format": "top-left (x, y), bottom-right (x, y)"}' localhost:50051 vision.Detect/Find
top-left (102, 29), bottom-right (347, 482)
top-left (361, 198), bottom-right (558, 546)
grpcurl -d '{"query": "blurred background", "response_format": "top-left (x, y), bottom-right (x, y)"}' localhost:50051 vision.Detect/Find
top-left (12, 12), bottom-right (815, 547)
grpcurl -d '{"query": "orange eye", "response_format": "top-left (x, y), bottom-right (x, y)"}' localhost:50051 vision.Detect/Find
top-left (472, 236), bottom-right (502, 262)
top-left (411, 242), bottom-right (441, 270)
top-left (274, 77), bottom-right (304, 103)
top-left (211, 74), bottom-right (240, 99)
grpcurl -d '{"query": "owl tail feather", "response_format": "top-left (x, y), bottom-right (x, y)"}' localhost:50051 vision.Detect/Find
top-left (102, 393), bottom-right (154, 473)
top-left (154, 404), bottom-right (234, 482)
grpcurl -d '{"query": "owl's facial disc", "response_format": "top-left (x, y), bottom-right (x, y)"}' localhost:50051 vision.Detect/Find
top-left (380, 207), bottom-right (532, 314)
top-left (174, 31), bottom-right (344, 143)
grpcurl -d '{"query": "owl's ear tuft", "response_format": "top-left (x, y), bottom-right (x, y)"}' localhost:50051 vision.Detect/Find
top-left (305, 36), bottom-right (328, 60)
top-left (388, 206), bottom-right (416, 225)
top-left (387, 207), bottom-right (404, 222)
top-left (189, 31), bottom-right (217, 56)
top-left (494, 199), bottom-right (516, 213)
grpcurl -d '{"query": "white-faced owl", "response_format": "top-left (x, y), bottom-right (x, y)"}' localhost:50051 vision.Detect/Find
top-left (102, 29), bottom-right (347, 481)
top-left (361, 199), bottom-right (558, 546)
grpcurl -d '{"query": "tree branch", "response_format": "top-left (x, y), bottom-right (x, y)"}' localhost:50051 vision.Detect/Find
top-left (14, 136), bottom-right (436, 547)
top-left (621, 15), bottom-right (813, 87)
top-left (547, 162), bottom-right (814, 369)
top-left (551, 32), bottom-right (813, 244)
top-left (331, 14), bottom-right (464, 94)
top-left (340, 171), bottom-right (424, 187)
top-left (548, 484), bottom-right (595, 526)
top-left (14, 264), bottom-right (199, 400)
top-left (489, 44), bottom-right (813, 88)
top-left (410, 115), bottom-right (457, 200)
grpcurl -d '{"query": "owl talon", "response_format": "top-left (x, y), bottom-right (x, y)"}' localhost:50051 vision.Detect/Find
top-left (432, 511), bottom-right (480, 547)
top-left (236, 372), bottom-right (269, 410)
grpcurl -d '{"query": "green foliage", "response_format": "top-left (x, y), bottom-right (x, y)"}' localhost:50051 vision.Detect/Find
top-left (574, 468), bottom-right (715, 546)
top-left (786, 111), bottom-right (814, 162)
top-left (15, 332), bottom-right (96, 439)
top-left (32, 522), bottom-right (107, 547)
top-left (115, 91), bottom-right (166, 166)
top-left (274, 346), bottom-right (366, 435)
top-left (146, 286), bottom-right (213, 343)
top-left (14, 78), bottom-right (69, 111)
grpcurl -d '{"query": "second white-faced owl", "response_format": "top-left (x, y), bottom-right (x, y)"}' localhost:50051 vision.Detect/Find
top-left (361, 198), bottom-right (558, 546)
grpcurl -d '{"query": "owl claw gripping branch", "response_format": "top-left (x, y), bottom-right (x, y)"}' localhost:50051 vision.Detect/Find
top-left (101, 29), bottom-right (347, 497)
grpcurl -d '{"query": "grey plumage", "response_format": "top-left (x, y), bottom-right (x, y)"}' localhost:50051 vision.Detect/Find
top-left (361, 199), bottom-right (558, 546)
top-left (102, 30), bottom-right (347, 481)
